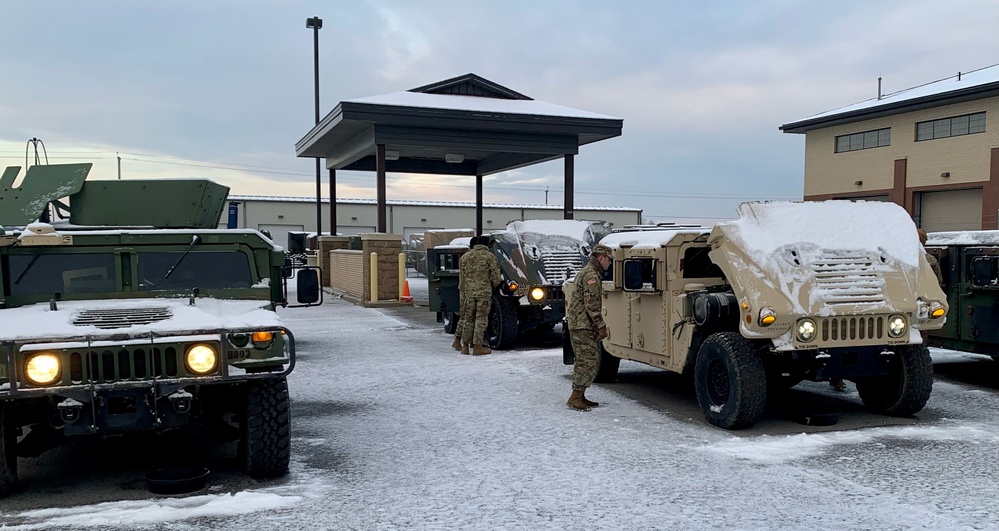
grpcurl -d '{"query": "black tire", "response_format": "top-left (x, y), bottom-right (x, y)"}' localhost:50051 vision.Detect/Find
top-left (562, 323), bottom-right (575, 366)
top-left (594, 341), bottom-right (620, 383)
top-left (694, 332), bottom-right (767, 430)
top-left (487, 295), bottom-right (518, 350)
top-left (442, 311), bottom-right (459, 335)
top-left (241, 377), bottom-right (291, 479)
top-left (0, 404), bottom-right (17, 498)
top-left (856, 345), bottom-right (933, 416)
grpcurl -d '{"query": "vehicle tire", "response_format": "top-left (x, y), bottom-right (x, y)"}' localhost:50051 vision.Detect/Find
top-left (594, 341), bottom-right (620, 383)
top-left (487, 296), bottom-right (518, 350)
top-left (694, 332), bottom-right (767, 430)
top-left (442, 311), bottom-right (459, 335)
top-left (0, 404), bottom-right (17, 498)
top-left (856, 345), bottom-right (933, 416)
top-left (240, 377), bottom-right (291, 479)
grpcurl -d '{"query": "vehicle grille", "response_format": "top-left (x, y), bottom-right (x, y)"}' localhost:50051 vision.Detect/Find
top-left (540, 249), bottom-right (583, 284)
top-left (820, 316), bottom-right (885, 342)
top-left (72, 307), bottom-right (174, 329)
top-left (807, 251), bottom-right (885, 305)
top-left (67, 346), bottom-right (182, 384)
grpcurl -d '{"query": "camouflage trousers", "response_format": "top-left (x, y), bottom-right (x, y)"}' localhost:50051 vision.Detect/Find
top-left (461, 296), bottom-right (492, 347)
top-left (453, 299), bottom-right (465, 342)
top-left (569, 329), bottom-right (599, 391)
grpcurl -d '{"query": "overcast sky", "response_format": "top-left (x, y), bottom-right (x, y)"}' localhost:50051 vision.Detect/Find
top-left (1, 1), bottom-right (997, 223)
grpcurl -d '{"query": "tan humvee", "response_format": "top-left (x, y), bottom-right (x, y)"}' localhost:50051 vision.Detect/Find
top-left (564, 201), bottom-right (948, 429)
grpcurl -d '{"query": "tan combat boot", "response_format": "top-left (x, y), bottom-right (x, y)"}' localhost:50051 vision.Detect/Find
top-left (580, 391), bottom-right (599, 408)
top-left (451, 337), bottom-right (462, 351)
top-left (472, 344), bottom-right (492, 356)
top-left (566, 390), bottom-right (590, 411)
top-left (461, 343), bottom-right (470, 355)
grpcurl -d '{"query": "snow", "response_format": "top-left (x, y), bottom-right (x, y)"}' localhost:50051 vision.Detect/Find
top-left (601, 227), bottom-right (709, 249)
top-left (0, 298), bottom-right (284, 342)
top-left (718, 200), bottom-right (922, 268)
top-left (346, 90), bottom-right (620, 120)
top-left (504, 219), bottom-right (600, 241)
top-left (927, 230), bottom-right (999, 246)
top-left (795, 63), bottom-right (999, 122)
top-left (1, 276), bottom-right (997, 529)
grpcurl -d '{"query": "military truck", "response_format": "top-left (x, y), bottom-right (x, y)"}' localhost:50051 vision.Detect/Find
top-left (0, 162), bottom-right (321, 497)
top-left (428, 220), bottom-right (611, 349)
top-left (924, 230), bottom-right (999, 361)
top-left (563, 201), bottom-right (948, 429)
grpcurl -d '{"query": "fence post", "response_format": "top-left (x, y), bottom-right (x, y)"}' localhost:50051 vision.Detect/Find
top-left (398, 252), bottom-right (406, 301)
top-left (370, 251), bottom-right (379, 302)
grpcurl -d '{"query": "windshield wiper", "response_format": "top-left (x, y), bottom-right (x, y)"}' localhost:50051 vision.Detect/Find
top-left (164, 235), bottom-right (202, 279)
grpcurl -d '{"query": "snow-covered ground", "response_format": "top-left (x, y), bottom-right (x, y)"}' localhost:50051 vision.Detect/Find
top-left (1, 293), bottom-right (998, 530)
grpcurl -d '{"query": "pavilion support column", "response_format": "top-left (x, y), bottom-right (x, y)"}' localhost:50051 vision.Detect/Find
top-left (315, 158), bottom-right (323, 235)
top-left (376, 144), bottom-right (387, 233)
top-left (564, 154), bottom-right (574, 220)
top-left (475, 174), bottom-right (484, 236)
top-left (329, 168), bottom-right (337, 235)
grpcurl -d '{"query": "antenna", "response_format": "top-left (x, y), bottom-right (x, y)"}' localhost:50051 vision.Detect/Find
top-left (877, 76), bottom-right (882, 100)
top-left (957, 71), bottom-right (962, 81)
top-left (25, 137), bottom-right (48, 168)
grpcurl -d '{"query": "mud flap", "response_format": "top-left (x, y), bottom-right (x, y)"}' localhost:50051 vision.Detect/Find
top-left (562, 322), bottom-right (575, 365)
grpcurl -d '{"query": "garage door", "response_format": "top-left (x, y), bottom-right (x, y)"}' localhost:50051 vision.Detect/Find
top-left (258, 224), bottom-right (304, 249)
top-left (919, 189), bottom-right (982, 231)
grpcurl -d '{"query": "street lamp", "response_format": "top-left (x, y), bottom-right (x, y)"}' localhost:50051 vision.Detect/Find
top-left (306, 16), bottom-right (323, 236)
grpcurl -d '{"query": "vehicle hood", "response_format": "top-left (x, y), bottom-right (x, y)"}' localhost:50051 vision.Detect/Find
top-left (0, 297), bottom-right (283, 343)
top-left (707, 201), bottom-right (947, 321)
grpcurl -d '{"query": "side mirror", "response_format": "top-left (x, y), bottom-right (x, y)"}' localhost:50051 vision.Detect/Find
top-left (282, 256), bottom-right (294, 279)
top-left (297, 268), bottom-right (321, 304)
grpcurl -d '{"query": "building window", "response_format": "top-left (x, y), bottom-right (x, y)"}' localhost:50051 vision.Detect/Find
top-left (916, 112), bottom-right (986, 141)
top-left (835, 128), bottom-right (891, 153)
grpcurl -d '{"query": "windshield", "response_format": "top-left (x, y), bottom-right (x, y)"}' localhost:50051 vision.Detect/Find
top-left (137, 251), bottom-right (254, 291)
top-left (7, 253), bottom-right (116, 296)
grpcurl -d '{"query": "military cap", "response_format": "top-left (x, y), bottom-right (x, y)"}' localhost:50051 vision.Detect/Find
top-left (591, 243), bottom-right (613, 256)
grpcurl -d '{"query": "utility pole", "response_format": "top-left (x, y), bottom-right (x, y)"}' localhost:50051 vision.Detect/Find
top-left (117, 152), bottom-right (121, 179)
top-left (307, 16), bottom-right (323, 236)
top-left (545, 187), bottom-right (549, 205)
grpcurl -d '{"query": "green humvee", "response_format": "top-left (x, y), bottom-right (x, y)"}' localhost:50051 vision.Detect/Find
top-left (0, 163), bottom-right (321, 497)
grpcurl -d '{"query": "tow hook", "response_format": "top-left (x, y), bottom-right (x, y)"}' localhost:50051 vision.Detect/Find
top-left (56, 398), bottom-right (84, 424)
top-left (168, 390), bottom-right (194, 414)
top-left (878, 349), bottom-right (895, 367)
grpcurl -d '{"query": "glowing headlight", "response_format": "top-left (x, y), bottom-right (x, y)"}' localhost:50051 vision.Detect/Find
top-left (185, 344), bottom-right (218, 374)
top-left (252, 331), bottom-right (274, 348)
top-left (25, 353), bottom-right (61, 386)
top-left (758, 307), bottom-right (777, 326)
top-left (529, 287), bottom-right (546, 302)
top-left (929, 303), bottom-right (946, 319)
top-left (887, 315), bottom-right (907, 338)
top-left (796, 319), bottom-right (817, 342)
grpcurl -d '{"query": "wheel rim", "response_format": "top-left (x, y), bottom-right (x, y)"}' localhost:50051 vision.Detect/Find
top-left (706, 359), bottom-right (730, 405)
top-left (443, 312), bottom-right (453, 328)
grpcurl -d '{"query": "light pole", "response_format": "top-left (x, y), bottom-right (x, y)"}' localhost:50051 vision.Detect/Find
top-left (306, 16), bottom-right (323, 236)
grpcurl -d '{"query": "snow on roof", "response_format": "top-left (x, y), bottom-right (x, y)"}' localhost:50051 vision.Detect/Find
top-left (718, 201), bottom-right (922, 267)
top-left (345, 90), bottom-right (620, 120)
top-left (227, 195), bottom-right (640, 212)
top-left (927, 230), bottom-right (999, 246)
top-left (793, 63), bottom-right (999, 123)
top-left (600, 227), bottom-right (709, 249)
top-left (0, 298), bottom-right (285, 342)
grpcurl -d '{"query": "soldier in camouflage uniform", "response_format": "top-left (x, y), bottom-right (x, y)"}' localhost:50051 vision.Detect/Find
top-left (452, 236), bottom-right (479, 353)
top-left (460, 236), bottom-right (502, 355)
top-left (565, 243), bottom-right (613, 411)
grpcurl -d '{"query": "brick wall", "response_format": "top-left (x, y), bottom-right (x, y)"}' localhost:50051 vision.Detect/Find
top-left (329, 250), bottom-right (363, 298)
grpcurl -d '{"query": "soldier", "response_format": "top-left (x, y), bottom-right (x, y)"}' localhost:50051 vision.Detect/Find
top-left (460, 235), bottom-right (502, 355)
top-left (565, 243), bottom-right (613, 411)
top-left (918, 228), bottom-right (943, 284)
top-left (451, 236), bottom-right (479, 353)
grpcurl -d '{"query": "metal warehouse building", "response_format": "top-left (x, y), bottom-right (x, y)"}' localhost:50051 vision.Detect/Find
top-left (223, 195), bottom-right (642, 249)
top-left (781, 64), bottom-right (999, 231)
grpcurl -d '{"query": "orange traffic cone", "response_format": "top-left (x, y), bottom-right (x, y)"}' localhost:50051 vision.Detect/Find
top-left (401, 280), bottom-right (413, 303)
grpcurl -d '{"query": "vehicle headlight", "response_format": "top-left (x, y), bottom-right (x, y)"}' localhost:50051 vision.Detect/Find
top-left (758, 307), bottom-right (777, 326)
top-left (529, 286), bottom-right (546, 302)
top-left (796, 319), bottom-right (817, 342)
top-left (25, 353), bottom-right (61, 386)
top-left (252, 331), bottom-right (275, 348)
top-left (929, 302), bottom-right (946, 319)
top-left (506, 280), bottom-right (519, 294)
top-left (887, 314), bottom-right (907, 338)
top-left (185, 344), bottom-right (218, 374)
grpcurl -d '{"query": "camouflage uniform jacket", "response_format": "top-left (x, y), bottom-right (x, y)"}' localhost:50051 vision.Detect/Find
top-left (566, 256), bottom-right (605, 331)
top-left (460, 244), bottom-right (501, 298)
top-left (457, 250), bottom-right (469, 306)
